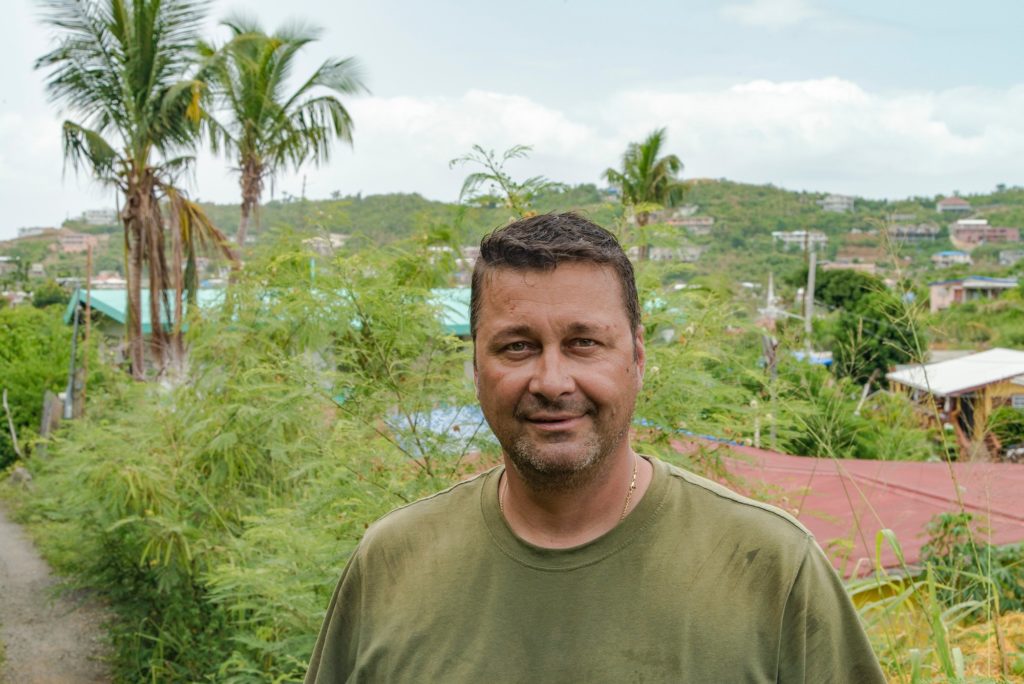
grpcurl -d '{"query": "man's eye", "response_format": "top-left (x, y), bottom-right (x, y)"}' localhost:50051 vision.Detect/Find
top-left (574, 338), bottom-right (596, 347)
top-left (505, 341), bottom-right (529, 352)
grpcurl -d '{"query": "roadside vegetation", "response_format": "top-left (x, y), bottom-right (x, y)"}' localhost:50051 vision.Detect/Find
top-left (2, 0), bottom-right (1023, 681)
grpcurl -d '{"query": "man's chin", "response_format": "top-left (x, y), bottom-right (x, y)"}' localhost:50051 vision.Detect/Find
top-left (506, 440), bottom-right (608, 491)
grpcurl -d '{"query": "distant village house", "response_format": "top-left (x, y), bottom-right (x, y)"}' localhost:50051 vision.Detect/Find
top-left (668, 216), bottom-right (715, 236)
top-left (949, 219), bottom-right (1020, 246)
top-left (55, 231), bottom-right (109, 254)
top-left (936, 196), bottom-right (972, 213)
top-left (890, 223), bottom-right (940, 242)
top-left (931, 250), bottom-right (972, 268)
top-left (928, 276), bottom-right (1019, 313)
top-left (999, 249), bottom-right (1024, 267)
top-left (17, 226), bottom-right (59, 239)
top-left (81, 209), bottom-right (118, 225)
top-left (818, 194), bottom-right (854, 213)
top-left (0, 256), bottom-right (18, 276)
top-left (772, 230), bottom-right (827, 251)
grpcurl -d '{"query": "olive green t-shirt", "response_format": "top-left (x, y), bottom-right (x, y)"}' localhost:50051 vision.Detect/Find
top-left (305, 457), bottom-right (885, 683)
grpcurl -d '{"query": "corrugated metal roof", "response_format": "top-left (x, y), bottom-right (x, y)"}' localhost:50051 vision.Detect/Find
top-left (676, 438), bottom-right (1024, 577)
top-left (886, 347), bottom-right (1024, 396)
top-left (65, 286), bottom-right (473, 336)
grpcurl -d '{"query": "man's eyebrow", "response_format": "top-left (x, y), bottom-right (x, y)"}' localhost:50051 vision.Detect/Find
top-left (489, 324), bottom-right (533, 341)
top-left (565, 322), bottom-right (604, 336)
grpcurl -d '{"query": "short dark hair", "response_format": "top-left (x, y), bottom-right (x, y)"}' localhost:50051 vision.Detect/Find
top-left (470, 212), bottom-right (640, 339)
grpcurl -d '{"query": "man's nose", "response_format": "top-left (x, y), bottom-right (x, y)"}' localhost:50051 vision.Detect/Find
top-left (528, 348), bottom-right (575, 399)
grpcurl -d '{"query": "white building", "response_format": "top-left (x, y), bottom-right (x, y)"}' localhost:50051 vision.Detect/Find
top-left (819, 194), bottom-right (855, 213)
top-left (771, 230), bottom-right (828, 251)
top-left (81, 209), bottom-right (118, 225)
top-left (930, 250), bottom-right (972, 268)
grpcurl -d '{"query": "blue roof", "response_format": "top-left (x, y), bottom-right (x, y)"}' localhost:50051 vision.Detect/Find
top-left (929, 275), bottom-right (1019, 286)
top-left (935, 250), bottom-right (968, 256)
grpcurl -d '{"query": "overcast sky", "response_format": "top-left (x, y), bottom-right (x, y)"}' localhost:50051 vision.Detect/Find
top-left (3, 0), bottom-right (1023, 240)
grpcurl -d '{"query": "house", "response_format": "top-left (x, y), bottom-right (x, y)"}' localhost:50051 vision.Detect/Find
top-left (56, 232), bottom-right (105, 254)
top-left (822, 262), bottom-right (877, 275)
top-left (28, 263), bottom-right (46, 278)
top-left (887, 348), bottom-right (1024, 459)
top-left (928, 276), bottom-right (1019, 313)
top-left (301, 233), bottom-right (349, 255)
top-left (818, 194), bottom-right (854, 213)
top-left (81, 209), bottom-right (117, 225)
top-left (771, 230), bottom-right (828, 251)
top-left (17, 226), bottom-right (59, 239)
top-left (627, 245), bottom-right (705, 262)
top-left (950, 219), bottom-right (1020, 246)
top-left (936, 196), bottom-right (972, 213)
top-left (999, 249), bottom-right (1024, 267)
top-left (931, 250), bottom-right (972, 268)
top-left (889, 223), bottom-right (940, 242)
top-left (668, 216), bottom-right (715, 236)
top-left (0, 256), bottom-right (18, 276)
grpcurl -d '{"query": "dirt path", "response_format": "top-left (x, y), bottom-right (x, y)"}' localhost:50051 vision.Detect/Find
top-left (0, 503), bottom-right (110, 684)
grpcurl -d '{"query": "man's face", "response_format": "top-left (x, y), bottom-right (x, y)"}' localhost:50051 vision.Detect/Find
top-left (474, 262), bottom-right (645, 491)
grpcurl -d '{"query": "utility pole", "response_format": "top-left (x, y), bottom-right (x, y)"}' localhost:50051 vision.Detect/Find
top-left (804, 247), bottom-right (817, 356)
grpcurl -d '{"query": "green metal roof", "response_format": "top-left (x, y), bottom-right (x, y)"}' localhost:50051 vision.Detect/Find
top-left (65, 287), bottom-right (473, 337)
top-left (63, 289), bottom-right (225, 334)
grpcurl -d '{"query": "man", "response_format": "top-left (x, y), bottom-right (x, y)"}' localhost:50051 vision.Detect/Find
top-left (306, 212), bottom-right (885, 682)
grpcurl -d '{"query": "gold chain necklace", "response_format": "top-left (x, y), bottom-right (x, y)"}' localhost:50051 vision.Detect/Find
top-left (499, 452), bottom-right (639, 522)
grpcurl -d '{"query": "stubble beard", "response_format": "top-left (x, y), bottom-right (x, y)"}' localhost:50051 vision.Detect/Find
top-left (504, 398), bottom-right (632, 493)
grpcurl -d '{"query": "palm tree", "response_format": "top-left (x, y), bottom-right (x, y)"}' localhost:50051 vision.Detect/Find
top-left (202, 17), bottom-right (367, 247)
top-left (603, 128), bottom-right (686, 260)
top-left (449, 144), bottom-right (561, 218)
top-left (36, 0), bottom-right (235, 379)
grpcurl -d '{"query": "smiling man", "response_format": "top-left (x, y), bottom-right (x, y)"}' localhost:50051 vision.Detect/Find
top-left (305, 213), bottom-right (885, 683)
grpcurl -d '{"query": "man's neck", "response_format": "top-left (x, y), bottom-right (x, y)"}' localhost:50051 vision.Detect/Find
top-left (500, 451), bottom-right (653, 549)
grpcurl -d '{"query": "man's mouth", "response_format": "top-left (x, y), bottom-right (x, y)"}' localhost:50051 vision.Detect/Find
top-left (524, 414), bottom-right (585, 430)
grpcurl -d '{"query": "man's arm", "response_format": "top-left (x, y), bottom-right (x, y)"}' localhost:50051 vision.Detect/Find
top-left (777, 537), bottom-right (887, 683)
top-left (305, 551), bottom-right (363, 684)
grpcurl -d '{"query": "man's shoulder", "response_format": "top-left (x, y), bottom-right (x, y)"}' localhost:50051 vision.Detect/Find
top-left (659, 458), bottom-right (813, 544)
top-left (358, 467), bottom-right (495, 550)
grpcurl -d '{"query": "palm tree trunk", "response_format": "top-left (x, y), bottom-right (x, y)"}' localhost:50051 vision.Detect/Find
top-left (637, 210), bottom-right (651, 261)
top-left (122, 177), bottom-right (147, 380)
top-left (237, 157), bottom-right (264, 247)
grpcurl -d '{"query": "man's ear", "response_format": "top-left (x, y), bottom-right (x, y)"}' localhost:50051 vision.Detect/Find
top-left (472, 348), bottom-right (480, 396)
top-left (634, 325), bottom-right (646, 382)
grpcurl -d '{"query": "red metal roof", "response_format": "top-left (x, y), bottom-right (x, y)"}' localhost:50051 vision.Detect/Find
top-left (677, 439), bottom-right (1024, 578)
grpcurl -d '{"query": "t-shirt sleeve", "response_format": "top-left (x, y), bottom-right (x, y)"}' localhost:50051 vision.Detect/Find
top-left (777, 536), bottom-right (887, 683)
top-left (304, 550), bottom-right (364, 684)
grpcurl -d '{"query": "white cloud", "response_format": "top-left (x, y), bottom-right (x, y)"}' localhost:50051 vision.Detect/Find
top-left (6, 78), bottom-right (1024, 240)
top-left (720, 0), bottom-right (820, 29)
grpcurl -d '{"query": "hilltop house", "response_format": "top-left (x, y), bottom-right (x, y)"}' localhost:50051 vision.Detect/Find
top-left (0, 256), bottom-right (18, 276)
top-left (931, 250), bottom-right (972, 268)
top-left (999, 250), bottom-right (1024, 267)
top-left (56, 231), bottom-right (108, 254)
top-left (950, 219), bottom-right (1020, 246)
top-left (890, 223), bottom-right (940, 242)
top-left (887, 348), bottom-right (1024, 459)
top-left (771, 230), bottom-right (827, 251)
top-left (928, 276), bottom-right (1019, 313)
top-left (668, 216), bottom-right (715, 236)
top-left (818, 194), bottom-right (854, 213)
top-left (936, 196), bottom-right (972, 213)
top-left (81, 209), bottom-right (118, 225)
